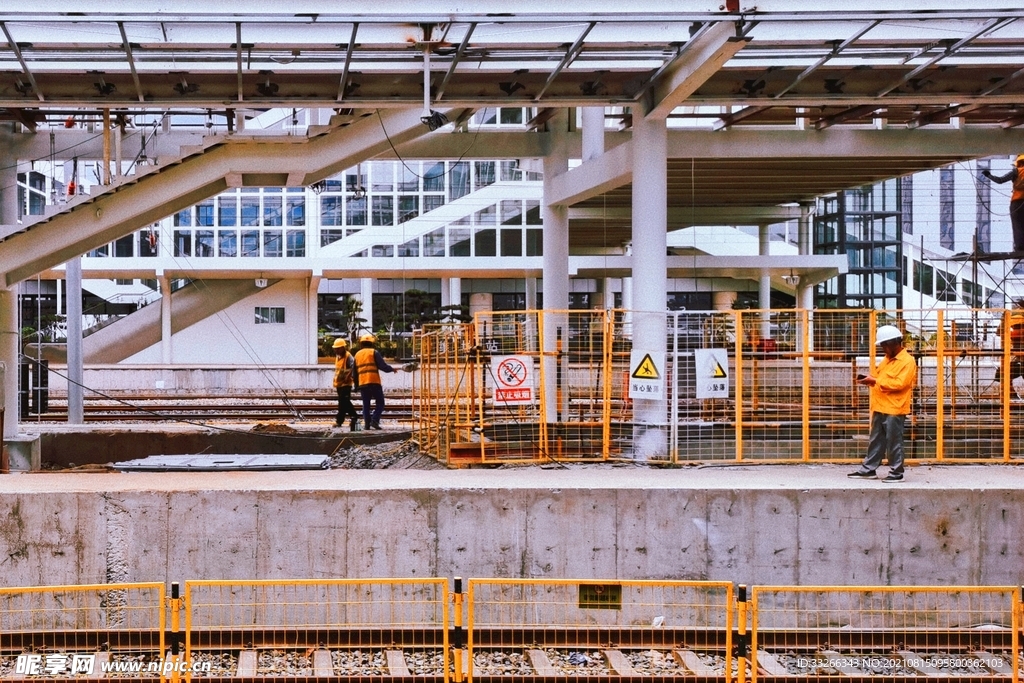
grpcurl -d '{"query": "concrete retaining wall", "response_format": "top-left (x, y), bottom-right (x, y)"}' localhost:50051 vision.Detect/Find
top-left (0, 467), bottom-right (1021, 588)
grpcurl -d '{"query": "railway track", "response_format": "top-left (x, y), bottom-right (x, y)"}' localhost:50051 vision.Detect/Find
top-left (24, 394), bottom-right (417, 423)
top-left (0, 627), bottom-right (1018, 682)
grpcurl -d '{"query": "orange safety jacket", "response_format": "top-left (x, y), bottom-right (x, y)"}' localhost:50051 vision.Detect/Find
top-left (354, 347), bottom-right (383, 386)
top-left (332, 352), bottom-right (354, 388)
top-left (1014, 168), bottom-right (1024, 202)
top-left (870, 347), bottom-right (917, 416)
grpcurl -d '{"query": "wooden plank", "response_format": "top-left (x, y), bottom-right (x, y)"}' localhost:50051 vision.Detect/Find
top-left (756, 650), bottom-right (791, 676)
top-left (973, 650), bottom-right (1014, 676)
top-left (897, 650), bottom-right (949, 677)
top-left (385, 650), bottom-right (411, 676)
top-left (312, 649), bottom-right (334, 677)
top-left (526, 649), bottom-right (560, 676)
top-left (602, 650), bottom-right (639, 676)
top-left (817, 649), bottom-right (862, 676)
top-left (236, 650), bottom-right (258, 677)
top-left (674, 649), bottom-right (716, 675)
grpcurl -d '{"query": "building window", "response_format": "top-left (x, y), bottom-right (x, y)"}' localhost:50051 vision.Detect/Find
top-left (241, 197), bottom-right (260, 226)
top-left (321, 196), bottom-right (343, 226)
top-left (255, 306), bottom-right (285, 324)
top-left (286, 196), bottom-right (305, 226)
top-left (372, 196), bottom-right (394, 226)
top-left (264, 230), bottom-right (283, 257)
top-left (197, 201), bottom-right (215, 227)
top-left (219, 197), bottom-right (238, 226)
top-left (263, 196), bottom-right (283, 226)
top-left (286, 230), bottom-right (305, 257)
top-left (218, 230), bottom-right (237, 257)
top-left (241, 230), bottom-right (260, 257)
top-left (196, 230), bottom-right (214, 257)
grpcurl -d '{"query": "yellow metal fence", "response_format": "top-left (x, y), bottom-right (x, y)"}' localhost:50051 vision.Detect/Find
top-left (0, 580), bottom-right (1019, 681)
top-left (466, 579), bottom-right (734, 682)
top-left (0, 582), bottom-right (165, 680)
top-left (184, 579), bottom-right (450, 680)
top-left (412, 308), bottom-right (1024, 465)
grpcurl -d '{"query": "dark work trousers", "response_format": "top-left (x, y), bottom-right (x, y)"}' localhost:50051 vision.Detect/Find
top-left (862, 411), bottom-right (906, 476)
top-left (360, 383), bottom-right (386, 427)
top-left (1011, 198), bottom-right (1024, 251)
top-left (336, 386), bottom-right (358, 425)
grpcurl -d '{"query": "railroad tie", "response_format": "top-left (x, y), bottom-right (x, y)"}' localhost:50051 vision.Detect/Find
top-left (602, 650), bottom-right (640, 676)
top-left (85, 652), bottom-right (110, 679)
top-left (818, 649), bottom-right (862, 676)
top-left (385, 650), bottom-right (411, 676)
top-left (972, 650), bottom-right (1014, 676)
top-left (312, 650), bottom-right (334, 677)
top-left (673, 649), bottom-right (716, 676)
top-left (755, 650), bottom-right (791, 676)
top-left (236, 650), bottom-right (258, 677)
top-left (897, 650), bottom-right (949, 677)
top-left (526, 649), bottom-right (560, 676)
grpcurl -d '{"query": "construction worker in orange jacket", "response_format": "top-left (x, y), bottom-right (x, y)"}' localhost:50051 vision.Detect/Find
top-left (982, 154), bottom-right (1024, 252)
top-left (353, 333), bottom-right (396, 430)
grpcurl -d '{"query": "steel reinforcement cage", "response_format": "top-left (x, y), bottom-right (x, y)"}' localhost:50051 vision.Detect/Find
top-left (411, 308), bottom-right (1024, 466)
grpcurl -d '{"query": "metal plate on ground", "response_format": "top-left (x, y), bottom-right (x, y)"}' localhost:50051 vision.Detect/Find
top-left (115, 454), bottom-right (330, 472)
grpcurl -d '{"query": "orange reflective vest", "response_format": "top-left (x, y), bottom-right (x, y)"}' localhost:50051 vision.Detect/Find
top-left (1013, 168), bottom-right (1024, 202)
top-left (354, 347), bottom-right (382, 386)
top-left (870, 348), bottom-right (917, 416)
top-left (332, 352), bottom-right (354, 388)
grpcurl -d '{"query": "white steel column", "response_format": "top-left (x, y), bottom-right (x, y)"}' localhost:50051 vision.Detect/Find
top-left (759, 224), bottom-right (772, 341)
top-left (798, 202), bottom-right (815, 311)
top-left (542, 110), bottom-right (571, 422)
top-left (525, 277), bottom-right (538, 310)
top-left (159, 275), bottom-right (172, 363)
top-left (0, 155), bottom-right (17, 225)
top-left (440, 277), bottom-right (452, 309)
top-left (66, 257), bottom-right (84, 424)
top-left (0, 288), bottom-right (18, 438)
top-left (308, 274), bottom-right (321, 363)
top-left (630, 113), bottom-right (668, 459)
top-left (581, 107), bottom-right (605, 162)
top-left (359, 278), bottom-right (374, 335)
top-left (450, 277), bottom-right (462, 317)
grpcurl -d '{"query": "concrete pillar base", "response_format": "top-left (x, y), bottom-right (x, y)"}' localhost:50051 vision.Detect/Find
top-left (4, 435), bottom-right (41, 471)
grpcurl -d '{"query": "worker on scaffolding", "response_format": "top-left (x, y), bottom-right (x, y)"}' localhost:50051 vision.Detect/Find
top-left (354, 333), bottom-right (397, 430)
top-left (332, 338), bottom-right (360, 432)
top-left (849, 325), bottom-right (918, 483)
top-left (981, 154), bottom-right (1024, 253)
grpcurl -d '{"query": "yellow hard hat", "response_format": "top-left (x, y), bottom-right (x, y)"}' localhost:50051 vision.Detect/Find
top-left (332, 338), bottom-right (348, 349)
top-left (1016, 154), bottom-right (1024, 165)
top-left (359, 333), bottom-right (376, 344)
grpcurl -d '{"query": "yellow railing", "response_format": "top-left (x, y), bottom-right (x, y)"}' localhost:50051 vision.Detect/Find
top-left (0, 579), bottom-right (1019, 681)
top-left (466, 578), bottom-right (734, 682)
top-left (0, 582), bottom-right (165, 680)
top-left (750, 585), bottom-right (1021, 683)
top-left (412, 307), bottom-right (1024, 465)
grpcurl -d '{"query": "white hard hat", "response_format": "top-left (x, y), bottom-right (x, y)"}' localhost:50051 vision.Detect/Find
top-left (875, 324), bottom-right (903, 344)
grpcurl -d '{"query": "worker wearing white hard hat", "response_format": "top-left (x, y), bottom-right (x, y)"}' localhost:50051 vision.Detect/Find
top-left (849, 324), bottom-right (917, 482)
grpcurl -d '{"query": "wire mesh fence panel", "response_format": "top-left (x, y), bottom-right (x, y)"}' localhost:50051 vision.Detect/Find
top-left (0, 583), bottom-right (165, 680)
top-left (466, 579), bottom-right (733, 682)
top-left (750, 585), bottom-right (1020, 682)
top-left (472, 311), bottom-right (552, 464)
top-left (185, 579), bottom-right (449, 680)
top-left (413, 307), bottom-right (1024, 466)
top-left (668, 310), bottom-right (740, 462)
top-left (413, 324), bottom-right (477, 466)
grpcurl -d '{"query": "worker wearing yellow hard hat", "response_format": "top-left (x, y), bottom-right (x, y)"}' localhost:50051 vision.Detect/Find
top-left (353, 333), bottom-right (397, 430)
top-left (331, 338), bottom-right (359, 431)
top-left (981, 154), bottom-right (1024, 252)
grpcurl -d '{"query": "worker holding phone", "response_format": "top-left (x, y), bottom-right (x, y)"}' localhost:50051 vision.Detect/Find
top-left (849, 325), bottom-right (918, 482)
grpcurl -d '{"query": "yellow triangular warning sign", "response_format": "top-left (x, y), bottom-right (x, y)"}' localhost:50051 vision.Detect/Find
top-left (712, 360), bottom-right (727, 378)
top-left (631, 353), bottom-right (660, 379)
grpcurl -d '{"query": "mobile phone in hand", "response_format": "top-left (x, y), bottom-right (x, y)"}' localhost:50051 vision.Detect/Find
top-left (856, 373), bottom-right (868, 381)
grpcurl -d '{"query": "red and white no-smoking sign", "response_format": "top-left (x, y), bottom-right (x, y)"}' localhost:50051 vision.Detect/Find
top-left (491, 355), bottom-right (534, 405)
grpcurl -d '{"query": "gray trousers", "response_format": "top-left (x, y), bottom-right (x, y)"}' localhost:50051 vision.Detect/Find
top-left (862, 412), bottom-right (906, 474)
